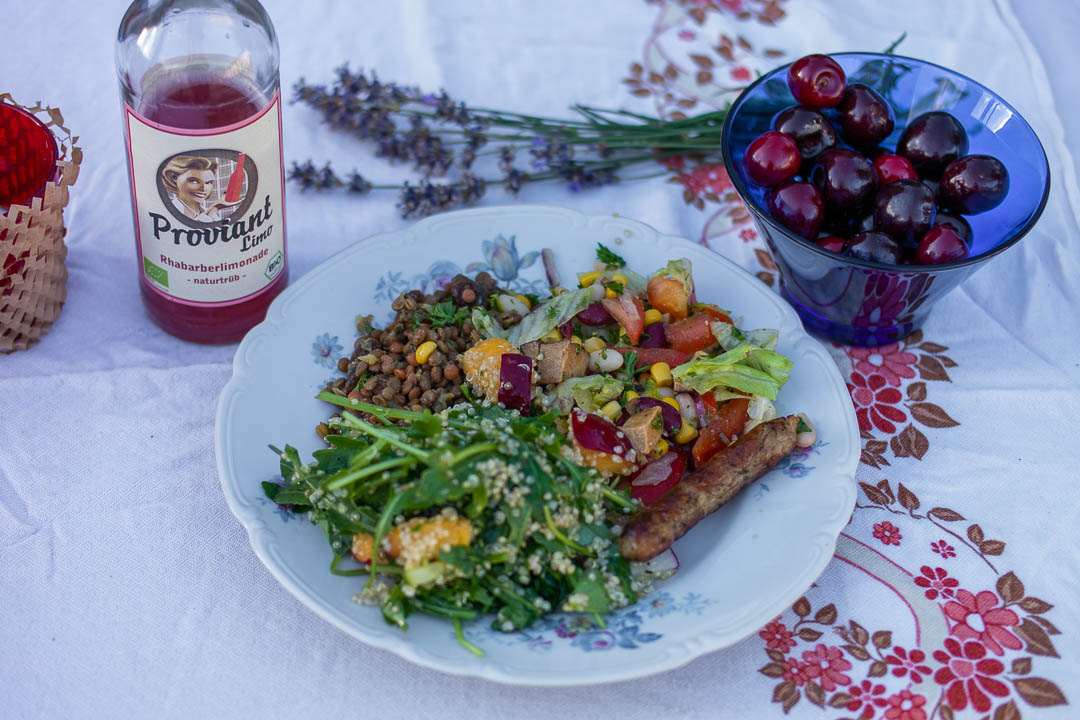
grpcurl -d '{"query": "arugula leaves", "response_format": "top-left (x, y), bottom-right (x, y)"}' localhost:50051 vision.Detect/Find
top-left (264, 392), bottom-right (638, 652)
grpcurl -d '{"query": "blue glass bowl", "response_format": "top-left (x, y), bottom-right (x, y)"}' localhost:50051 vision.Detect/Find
top-left (721, 52), bottom-right (1050, 346)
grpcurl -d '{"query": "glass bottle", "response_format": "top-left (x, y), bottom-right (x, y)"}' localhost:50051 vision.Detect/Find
top-left (116, 0), bottom-right (288, 343)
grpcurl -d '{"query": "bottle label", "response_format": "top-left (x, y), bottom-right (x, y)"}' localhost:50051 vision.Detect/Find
top-left (124, 92), bottom-right (286, 305)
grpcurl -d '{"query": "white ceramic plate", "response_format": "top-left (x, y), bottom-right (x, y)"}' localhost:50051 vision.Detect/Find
top-left (216, 205), bottom-right (859, 686)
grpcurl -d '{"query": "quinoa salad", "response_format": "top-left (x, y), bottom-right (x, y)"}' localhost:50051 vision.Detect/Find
top-left (264, 243), bottom-right (813, 654)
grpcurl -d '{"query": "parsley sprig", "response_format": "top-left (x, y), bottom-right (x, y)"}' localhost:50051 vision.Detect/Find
top-left (596, 242), bottom-right (626, 269)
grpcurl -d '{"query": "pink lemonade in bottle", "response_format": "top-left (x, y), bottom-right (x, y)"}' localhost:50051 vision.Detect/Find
top-left (116, 0), bottom-right (287, 343)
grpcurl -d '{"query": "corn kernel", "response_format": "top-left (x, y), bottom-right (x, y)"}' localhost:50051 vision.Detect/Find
top-left (605, 287), bottom-right (617, 298)
top-left (600, 400), bottom-right (622, 422)
top-left (570, 335), bottom-right (584, 346)
top-left (514, 293), bottom-right (532, 310)
top-left (611, 273), bottom-right (629, 287)
top-left (619, 328), bottom-right (630, 343)
top-left (540, 328), bottom-right (563, 343)
top-left (579, 271), bottom-right (603, 287)
top-left (650, 361), bottom-right (673, 387)
top-left (652, 439), bottom-right (669, 458)
top-left (583, 336), bottom-right (606, 353)
top-left (675, 422), bottom-right (698, 444)
top-left (661, 396), bottom-right (681, 413)
top-left (624, 390), bottom-right (640, 403)
top-left (644, 308), bottom-right (663, 325)
top-left (415, 340), bottom-right (438, 364)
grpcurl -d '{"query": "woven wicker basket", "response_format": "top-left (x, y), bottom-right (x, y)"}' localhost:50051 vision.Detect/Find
top-left (1, 95), bottom-right (82, 353)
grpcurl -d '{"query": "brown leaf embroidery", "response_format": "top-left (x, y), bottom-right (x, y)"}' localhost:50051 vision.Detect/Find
top-left (868, 660), bottom-right (888, 677)
top-left (754, 248), bottom-right (779, 271)
top-left (630, 88), bottom-right (652, 98)
top-left (918, 341), bottom-right (948, 353)
top-left (891, 424), bottom-right (929, 460)
top-left (968, 524), bottom-right (985, 544)
top-left (805, 681), bottom-right (825, 708)
top-left (798, 627), bottom-right (823, 642)
top-left (996, 571), bottom-right (1025, 604)
top-left (772, 680), bottom-right (797, 703)
top-left (993, 700), bottom-right (1022, 720)
top-left (695, 70), bottom-right (713, 85)
top-left (664, 64), bottom-right (678, 80)
top-left (860, 482), bottom-right (892, 506)
top-left (1020, 597), bottom-right (1053, 614)
top-left (759, 662), bottom-right (785, 678)
top-left (876, 479), bottom-right (895, 504)
top-left (906, 381), bottom-right (927, 401)
top-left (939, 704), bottom-right (955, 720)
top-left (939, 355), bottom-right (957, 368)
top-left (929, 507), bottom-right (965, 522)
top-left (897, 483), bottom-right (920, 511)
top-left (1013, 677), bottom-right (1068, 706)
top-left (814, 604), bottom-right (837, 625)
top-left (871, 630), bottom-right (892, 649)
top-left (917, 354), bottom-right (951, 382)
top-left (755, 271), bottom-right (775, 287)
top-left (690, 53), bottom-right (714, 69)
top-left (1012, 657), bottom-right (1033, 675)
top-left (828, 692), bottom-right (854, 708)
top-left (766, 648), bottom-right (786, 663)
top-left (981, 540), bottom-right (1006, 555)
top-left (1016, 618), bottom-right (1059, 657)
top-left (1032, 615), bottom-right (1062, 635)
top-left (909, 402), bottom-right (960, 428)
top-left (844, 644), bottom-right (871, 661)
top-left (793, 596), bottom-right (811, 617)
top-left (648, 71), bottom-right (665, 84)
top-left (904, 328), bottom-right (924, 346)
top-left (849, 620), bottom-right (869, 646)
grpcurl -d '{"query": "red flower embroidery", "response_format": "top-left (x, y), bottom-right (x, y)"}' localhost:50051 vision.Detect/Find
top-left (943, 589), bottom-right (1022, 656)
top-left (848, 343), bottom-right (918, 386)
top-left (800, 644), bottom-right (852, 691)
top-left (885, 646), bottom-right (931, 683)
top-left (677, 163), bottom-right (732, 196)
top-left (884, 689), bottom-right (928, 720)
top-left (658, 154), bottom-right (686, 171)
top-left (853, 273), bottom-right (910, 328)
top-left (677, 29), bottom-right (696, 40)
top-left (846, 680), bottom-right (889, 719)
top-left (781, 658), bottom-right (815, 687)
top-left (739, 227), bottom-right (757, 242)
top-left (932, 638), bottom-right (1010, 713)
top-left (848, 371), bottom-right (907, 433)
top-left (730, 66), bottom-right (752, 82)
top-left (914, 566), bottom-right (959, 600)
top-left (873, 521), bottom-right (902, 546)
top-left (931, 540), bottom-right (956, 559)
top-left (759, 619), bottom-right (796, 653)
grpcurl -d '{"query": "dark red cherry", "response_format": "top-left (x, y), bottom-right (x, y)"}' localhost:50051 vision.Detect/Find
top-left (767, 182), bottom-right (825, 239)
top-left (874, 179), bottom-right (936, 250)
top-left (772, 106), bottom-right (837, 162)
top-left (933, 212), bottom-right (972, 243)
top-left (843, 231), bottom-right (901, 265)
top-left (915, 226), bottom-right (970, 264)
top-left (810, 148), bottom-right (876, 209)
top-left (940, 154), bottom-right (1009, 214)
top-left (743, 131), bottom-right (801, 187)
top-left (815, 235), bottom-right (846, 253)
top-left (787, 54), bottom-right (846, 108)
top-left (836, 84), bottom-right (894, 149)
top-left (897, 112), bottom-right (968, 179)
top-left (873, 154), bottom-right (917, 185)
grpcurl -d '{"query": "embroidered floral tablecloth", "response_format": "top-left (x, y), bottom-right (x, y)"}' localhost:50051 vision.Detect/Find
top-left (1, 1), bottom-right (1077, 719)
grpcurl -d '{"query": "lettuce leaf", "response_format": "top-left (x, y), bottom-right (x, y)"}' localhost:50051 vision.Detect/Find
top-left (471, 308), bottom-right (506, 340)
top-left (672, 342), bottom-right (792, 400)
top-left (505, 287), bottom-right (593, 346)
top-left (554, 375), bottom-right (624, 413)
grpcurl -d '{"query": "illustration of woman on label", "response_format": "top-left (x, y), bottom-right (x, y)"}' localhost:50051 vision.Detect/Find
top-left (160, 155), bottom-right (242, 222)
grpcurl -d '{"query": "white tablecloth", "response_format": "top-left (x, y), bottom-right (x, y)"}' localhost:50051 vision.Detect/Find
top-left (3, 1), bottom-right (1078, 718)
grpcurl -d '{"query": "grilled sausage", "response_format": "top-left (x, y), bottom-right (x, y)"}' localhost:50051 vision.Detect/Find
top-left (618, 415), bottom-right (799, 562)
